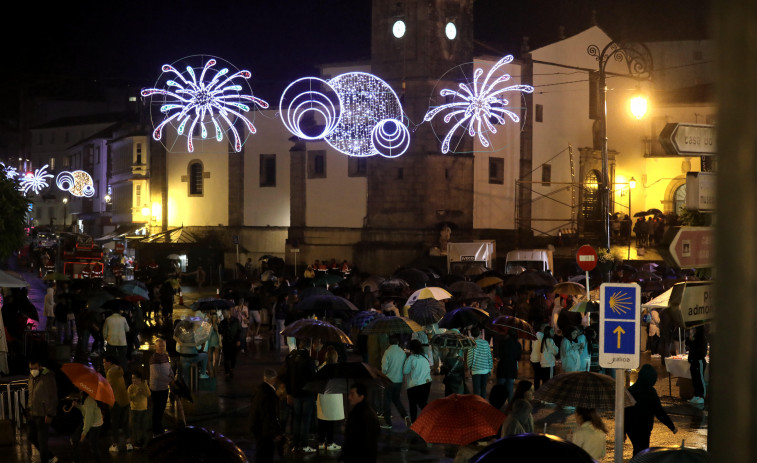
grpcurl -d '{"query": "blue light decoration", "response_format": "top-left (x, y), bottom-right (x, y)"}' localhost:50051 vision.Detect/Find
top-left (424, 55), bottom-right (534, 154)
top-left (56, 170), bottom-right (95, 198)
top-left (0, 162), bottom-right (18, 180)
top-left (279, 72), bottom-right (410, 158)
top-left (18, 164), bottom-right (53, 195)
top-left (141, 57), bottom-right (268, 153)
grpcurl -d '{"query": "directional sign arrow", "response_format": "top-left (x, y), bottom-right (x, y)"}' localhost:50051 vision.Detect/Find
top-left (658, 123), bottom-right (717, 156)
top-left (613, 325), bottom-right (626, 349)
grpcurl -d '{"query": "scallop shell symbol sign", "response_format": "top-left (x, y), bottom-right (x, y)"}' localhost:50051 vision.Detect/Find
top-left (599, 283), bottom-right (641, 369)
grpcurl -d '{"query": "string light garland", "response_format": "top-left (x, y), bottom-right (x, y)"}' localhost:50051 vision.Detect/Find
top-left (0, 162), bottom-right (18, 180)
top-left (142, 57), bottom-right (268, 153)
top-left (279, 71), bottom-right (409, 157)
top-left (56, 170), bottom-right (95, 198)
top-left (18, 164), bottom-right (53, 195)
top-left (424, 55), bottom-right (534, 154)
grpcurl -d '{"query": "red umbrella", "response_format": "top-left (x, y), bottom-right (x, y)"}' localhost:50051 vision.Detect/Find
top-left (61, 363), bottom-right (115, 406)
top-left (489, 315), bottom-right (538, 340)
top-left (410, 394), bottom-right (505, 445)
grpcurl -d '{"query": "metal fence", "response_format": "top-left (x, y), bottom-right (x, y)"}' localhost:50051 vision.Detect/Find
top-left (0, 379), bottom-right (28, 429)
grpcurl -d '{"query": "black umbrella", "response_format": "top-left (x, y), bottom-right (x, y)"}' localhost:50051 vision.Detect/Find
top-left (190, 298), bottom-right (235, 312)
top-left (100, 299), bottom-right (135, 313)
top-left (407, 298), bottom-right (446, 326)
top-left (448, 281), bottom-right (488, 301)
top-left (296, 295), bottom-right (359, 318)
top-left (299, 286), bottom-right (333, 299)
top-left (646, 208), bottom-right (665, 217)
top-left (393, 268), bottom-right (431, 290)
top-left (502, 270), bottom-right (558, 291)
top-left (629, 445), bottom-right (711, 463)
top-left (438, 306), bottom-right (490, 329)
top-left (377, 278), bottom-right (410, 300)
top-left (304, 362), bottom-right (391, 394)
top-left (469, 434), bottom-right (596, 463)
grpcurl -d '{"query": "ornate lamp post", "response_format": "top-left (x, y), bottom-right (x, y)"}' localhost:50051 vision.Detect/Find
top-left (588, 41), bottom-right (653, 251)
top-left (627, 177), bottom-right (636, 260)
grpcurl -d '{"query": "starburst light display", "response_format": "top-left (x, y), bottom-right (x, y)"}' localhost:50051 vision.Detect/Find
top-left (424, 55), bottom-right (534, 154)
top-left (142, 57), bottom-right (268, 153)
top-left (18, 164), bottom-right (53, 195)
top-left (279, 72), bottom-right (409, 158)
top-left (56, 170), bottom-right (95, 198)
top-left (0, 162), bottom-right (18, 180)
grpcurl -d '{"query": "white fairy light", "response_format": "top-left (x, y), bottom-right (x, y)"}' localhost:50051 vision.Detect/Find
top-left (424, 55), bottom-right (534, 154)
top-left (371, 119), bottom-right (410, 158)
top-left (18, 164), bottom-right (53, 195)
top-left (0, 162), bottom-right (18, 180)
top-left (56, 170), bottom-right (95, 198)
top-left (142, 57), bottom-right (268, 153)
top-left (279, 77), bottom-right (342, 140)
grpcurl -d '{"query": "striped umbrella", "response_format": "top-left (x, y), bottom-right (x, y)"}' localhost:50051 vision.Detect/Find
top-left (361, 316), bottom-right (423, 335)
top-left (350, 311), bottom-right (385, 330)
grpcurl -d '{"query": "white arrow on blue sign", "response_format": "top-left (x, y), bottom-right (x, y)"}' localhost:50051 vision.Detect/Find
top-left (599, 283), bottom-right (641, 369)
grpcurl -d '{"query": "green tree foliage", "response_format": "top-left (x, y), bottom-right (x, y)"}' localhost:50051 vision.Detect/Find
top-left (0, 176), bottom-right (29, 261)
top-left (677, 206), bottom-right (712, 226)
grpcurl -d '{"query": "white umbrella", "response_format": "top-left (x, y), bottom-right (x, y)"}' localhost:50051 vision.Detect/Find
top-left (642, 287), bottom-right (673, 309)
top-left (404, 286), bottom-right (453, 308)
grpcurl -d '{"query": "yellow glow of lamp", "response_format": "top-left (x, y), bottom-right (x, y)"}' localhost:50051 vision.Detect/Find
top-left (630, 94), bottom-right (647, 120)
top-left (141, 206), bottom-right (150, 217)
top-left (629, 176), bottom-right (636, 189)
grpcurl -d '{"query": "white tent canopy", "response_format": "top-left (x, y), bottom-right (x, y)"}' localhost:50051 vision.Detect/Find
top-left (642, 287), bottom-right (673, 310)
top-left (0, 269), bottom-right (28, 288)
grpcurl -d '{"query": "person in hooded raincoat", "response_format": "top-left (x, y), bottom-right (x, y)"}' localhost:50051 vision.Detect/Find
top-left (624, 364), bottom-right (678, 455)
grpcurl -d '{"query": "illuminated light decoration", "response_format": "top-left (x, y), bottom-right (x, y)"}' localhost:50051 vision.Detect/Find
top-left (424, 55), bottom-right (534, 154)
top-left (0, 162), bottom-right (18, 180)
top-left (279, 77), bottom-right (342, 140)
top-left (392, 20), bottom-right (406, 38)
top-left (279, 71), bottom-right (408, 158)
top-left (325, 72), bottom-right (405, 157)
top-left (371, 119), bottom-right (410, 158)
top-left (141, 57), bottom-right (268, 153)
top-left (445, 22), bottom-right (457, 40)
top-left (56, 170), bottom-right (95, 198)
top-left (18, 164), bottom-right (53, 195)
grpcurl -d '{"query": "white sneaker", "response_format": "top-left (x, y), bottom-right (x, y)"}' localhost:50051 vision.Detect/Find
top-left (327, 443), bottom-right (341, 451)
top-left (126, 443), bottom-right (134, 451)
top-left (301, 446), bottom-right (317, 453)
top-left (109, 444), bottom-right (119, 453)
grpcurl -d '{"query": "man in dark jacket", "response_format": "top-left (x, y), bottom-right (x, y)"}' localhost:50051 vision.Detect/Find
top-left (250, 369), bottom-right (283, 463)
top-left (341, 383), bottom-right (380, 463)
top-left (624, 364), bottom-right (677, 455)
top-left (219, 309), bottom-right (242, 379)
top-left (493, 331), bottom-right (522, 402)
top-left (27, 357), bottom-right (58, 463)
top-left (279, 338), bottom-right (317, 453)
top-left (686, 325), bottom-right (708, 404)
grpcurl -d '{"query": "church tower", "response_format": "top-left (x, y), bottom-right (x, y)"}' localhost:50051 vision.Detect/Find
top-left (361, 0), bottom-right (475, 268)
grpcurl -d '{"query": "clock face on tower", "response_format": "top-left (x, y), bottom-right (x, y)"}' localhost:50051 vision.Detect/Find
top-left (392, 19), bottom-right (406, 38)
top-left (445, 22), bottom-right (457, 40)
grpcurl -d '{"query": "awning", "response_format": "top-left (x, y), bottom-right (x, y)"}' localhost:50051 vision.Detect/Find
top-left (0, 269), bottom-right (29, 288)
top-left (95, 224), bottom-right (147, 242)
top-left (140, 227), bottom-right (200, 244)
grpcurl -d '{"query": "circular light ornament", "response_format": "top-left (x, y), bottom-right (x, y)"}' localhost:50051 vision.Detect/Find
top-left (279, 77), bottom-right (342, 140)
top-left (371, 119), bottom-right (411, 158)
top-left (392, 20), bottom-right (406, 38)
top-left (324, 72), bottom-right (404, 157)
top-left (56, 170), bottom-right (95, 198)
top-left (445, 22), bottom-right (457, 40)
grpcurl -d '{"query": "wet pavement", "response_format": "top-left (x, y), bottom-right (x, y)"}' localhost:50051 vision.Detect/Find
top-left (1, 271), bottom-right (707, 462)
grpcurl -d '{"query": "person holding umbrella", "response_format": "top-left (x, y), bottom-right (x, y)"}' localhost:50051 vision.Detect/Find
top-left (380, 335), bottom-right (410, 429)
top-left (467, 327), bottom-right (493, 399)
top-left (538, 325), bottom-right (559, 384)
top-left (103, 355), bottom-right (129, 453)
top-left (67, 391), bottom-right (104, 462)
top-left (493, 330), bottom-right (522, 402)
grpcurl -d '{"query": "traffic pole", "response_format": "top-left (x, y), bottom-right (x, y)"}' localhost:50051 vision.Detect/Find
top-left (615, 368), bottom-right (625, 463)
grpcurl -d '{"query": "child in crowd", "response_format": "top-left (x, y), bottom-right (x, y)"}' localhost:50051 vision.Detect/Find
top-left (127, 371), bottom-right (151, 450)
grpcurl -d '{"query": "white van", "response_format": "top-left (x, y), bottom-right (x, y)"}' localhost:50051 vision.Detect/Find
top-left (505, 249), bottom-right (553, 275)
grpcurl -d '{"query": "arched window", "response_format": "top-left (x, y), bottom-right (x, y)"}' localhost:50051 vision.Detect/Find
top-left (189, 161), bottom-right (203, 196)
top-left (673, 184), bottom-right (686, 216)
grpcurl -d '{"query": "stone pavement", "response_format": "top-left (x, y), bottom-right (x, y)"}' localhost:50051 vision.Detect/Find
top-left (1, 275), bottom-right (707, 463)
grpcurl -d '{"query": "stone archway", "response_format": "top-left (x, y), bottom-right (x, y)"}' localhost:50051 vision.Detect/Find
top-left (661, 175), bottom-right (687, 214)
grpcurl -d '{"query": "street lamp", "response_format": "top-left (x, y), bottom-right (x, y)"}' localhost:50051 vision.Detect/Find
top-left (588, 41), bottom-right (653, 251)
top-left (627, 177), bottom-right (636, 259)
top-left (62, 197), bottom-right (68, 231)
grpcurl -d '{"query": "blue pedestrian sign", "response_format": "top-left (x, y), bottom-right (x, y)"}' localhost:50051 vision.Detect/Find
top-left (599, 283), bottom-right (641, 369)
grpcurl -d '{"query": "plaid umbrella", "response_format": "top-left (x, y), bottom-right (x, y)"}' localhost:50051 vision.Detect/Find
top-left (410, 394), bottom-right (505, 445)
top-left (534, 371), bottom-right (636, 410)
top-left (431, 331), bottom-right (476, 350)
top-left (361, 316), bottom-right (423, 335)
top-left (489, 315), bottom-right (537, 340)
top-left (629, 445), bottom-right (711, 463)
top-left (551, 281), bottom-right (586, 296)
top-left (407, 298), bottom-right (446, 326)
top-left (304, 362), bottom-right (390, 394)
top-left (350, 310), bottom-right (385, 330)
top-left (281, 318), bottom-right (352, 344)
top-left (438, 307), bottom-right (490, 329)
top-left (469, 434), bottom-right (596, 463)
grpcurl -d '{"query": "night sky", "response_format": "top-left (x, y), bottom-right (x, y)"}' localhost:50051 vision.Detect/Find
top-left (1, 0), bottom-right (710, 117)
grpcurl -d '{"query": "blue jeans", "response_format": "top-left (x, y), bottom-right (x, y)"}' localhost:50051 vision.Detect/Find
top-left (472, 373), bottom-right (489, 399)
top-left (497, 378), bottom-right (515, 403)
top-left (383, 381), bottom-right (408, 424)
top-left (291, 396), bottom-right (316, 448)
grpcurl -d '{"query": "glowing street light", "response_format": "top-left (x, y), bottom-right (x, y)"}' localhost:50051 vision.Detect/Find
top-left (630, 94), bottom-right (648, 120)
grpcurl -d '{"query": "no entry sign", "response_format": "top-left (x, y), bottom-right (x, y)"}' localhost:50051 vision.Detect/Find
top-left (576, 245), bottom-right (598, 272)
